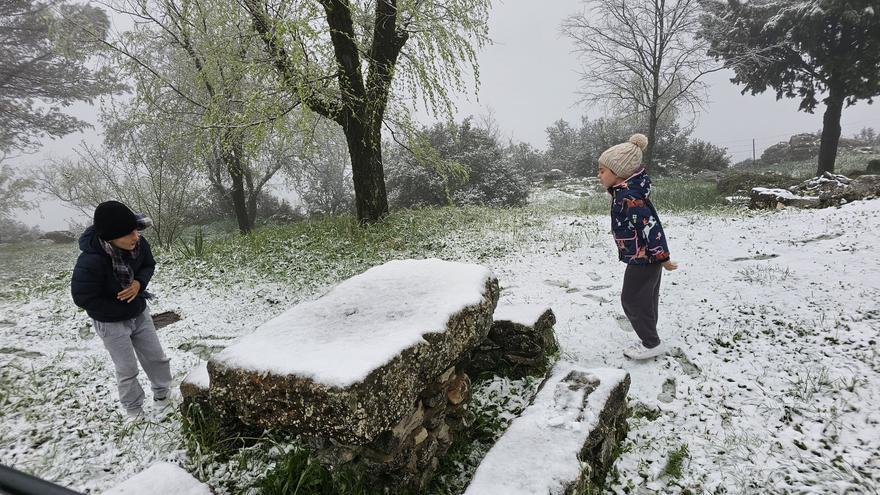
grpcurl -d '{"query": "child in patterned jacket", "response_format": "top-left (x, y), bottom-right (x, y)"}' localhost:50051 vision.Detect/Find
top-left (597, 134), bottom-right (678, 360)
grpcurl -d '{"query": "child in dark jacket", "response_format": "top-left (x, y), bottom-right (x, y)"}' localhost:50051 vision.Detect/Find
top-left (597, 134), bottom-right (678, 360)
top-left (71, 201), bottom-right (171, 417)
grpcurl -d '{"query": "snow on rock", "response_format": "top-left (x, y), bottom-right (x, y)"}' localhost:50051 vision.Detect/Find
top-left (493, 303), bottom-right (552, 326)
top-left (212, 258), bottom-right (494, 386)
top-left (207, 259), bottom-right (500, 444)
top-left (750, 187), bottom-right (820, 209)
top-left (464, 364), bottom-right (630, 495)
top-left (466, 304), bottom-right (559, 378)
top-left (102, 462), bottom-right (212, 495)
top-left (183, 361), bottom-right (209, 390)
top-left (751, 187), bottom-right (802, 200)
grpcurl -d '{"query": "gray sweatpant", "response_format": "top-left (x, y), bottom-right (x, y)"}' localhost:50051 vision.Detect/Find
top-left (621, 263), bottom-right (663, 349)
top-left (94, 308), bottom-right (172, 413)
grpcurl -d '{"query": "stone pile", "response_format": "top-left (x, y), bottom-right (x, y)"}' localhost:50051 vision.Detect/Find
top-left (750, 172), bottom-right (880, 209)
top-left (181, 259), bottom-right (499, 492)
top-left (466, 304), bottom-right (559, 379)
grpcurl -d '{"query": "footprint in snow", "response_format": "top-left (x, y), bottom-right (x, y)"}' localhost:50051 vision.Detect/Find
top-left (544, 279), bottom-right (571, 289)
top-left (669, 347), bottom-right (701, 377)
top-left (657, 377), bottom-right (676, 403)
top-left (582, 294), bottom-right (611, 304)
top-left (730, 253), bottom-right (779, 262)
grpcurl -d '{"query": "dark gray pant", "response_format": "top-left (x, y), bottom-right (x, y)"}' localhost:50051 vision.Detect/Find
top-left (94, 308), bottom-right (171, 412)
top-left (621, 263), bottom-right (663, 348)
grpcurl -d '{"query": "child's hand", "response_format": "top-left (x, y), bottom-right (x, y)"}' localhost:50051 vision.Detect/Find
top-left (662, 260), bottom-right (678, 271)
top-left (117, 280), bottom-right (141, 303)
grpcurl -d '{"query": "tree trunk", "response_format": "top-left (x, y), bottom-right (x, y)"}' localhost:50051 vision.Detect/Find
top-left (644, 103), bottom-right (658, 172)
top-left (344, 118), bottom-right (388, 223)
top-left (223, 146), bottom-right (253, 234)
top-left (817, 90), bottom-right (845, 176)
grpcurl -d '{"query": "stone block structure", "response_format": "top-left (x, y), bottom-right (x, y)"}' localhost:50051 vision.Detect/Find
top-left (464, 364), bottom-right (630, 495)
top-left (465, 304), bottom-right (559, 379)
top-left (182, 259), bottom-right (499, 491)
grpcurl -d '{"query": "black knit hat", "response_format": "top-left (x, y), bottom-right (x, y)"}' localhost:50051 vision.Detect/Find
top-left (94, 201), bottom-right (138, 241)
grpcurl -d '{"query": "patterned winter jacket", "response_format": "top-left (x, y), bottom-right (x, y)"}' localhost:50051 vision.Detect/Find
top-left (608, 169), bottom-right (670, 265)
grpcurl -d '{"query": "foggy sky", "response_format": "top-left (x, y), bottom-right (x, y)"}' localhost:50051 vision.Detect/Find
top-left (12, 0), bottom-right (880, 229)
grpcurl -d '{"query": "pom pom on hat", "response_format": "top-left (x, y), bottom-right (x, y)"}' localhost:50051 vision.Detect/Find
top-left (598, 133), bottom-right (649, 179)
top-left (629, 133), bottom-right (648, 151)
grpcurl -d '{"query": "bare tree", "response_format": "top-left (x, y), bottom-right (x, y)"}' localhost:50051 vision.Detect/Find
top-left (35, 109), bottom-right (204, 248)
top-left (563, 0), bottom-right (719, 169)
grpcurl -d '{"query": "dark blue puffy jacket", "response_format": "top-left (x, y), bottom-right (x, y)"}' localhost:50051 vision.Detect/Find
top-left (608, 169), bottom-right (671, 265)
top-left (71, 226), bottom-right (155, 322)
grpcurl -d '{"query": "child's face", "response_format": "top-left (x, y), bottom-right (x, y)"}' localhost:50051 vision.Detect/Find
top-left (597, 165), bottom-right (620, 189)
top-left (109, 229), bottom-right (140, 251)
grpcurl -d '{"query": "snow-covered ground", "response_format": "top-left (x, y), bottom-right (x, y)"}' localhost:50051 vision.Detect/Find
top-left (1, 198), bottom-right (878, 494)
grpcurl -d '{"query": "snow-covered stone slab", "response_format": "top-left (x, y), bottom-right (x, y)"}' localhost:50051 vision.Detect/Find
top-left (466, 304), bottom-right (558, 378)
top-left (464, 363), bottom-right (630, 495)
top-left (209, 259), bottom-right (499, 444)
top-left (103, 462), bottom-right (211, 495)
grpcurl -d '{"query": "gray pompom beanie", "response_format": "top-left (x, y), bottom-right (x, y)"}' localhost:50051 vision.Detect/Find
top-left (598, 134), bottom-right (649, 178)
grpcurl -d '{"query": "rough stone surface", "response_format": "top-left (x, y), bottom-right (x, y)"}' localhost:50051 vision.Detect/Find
top-left (465, 307), bottom-right (559, 378)
top-left (570, 373), bottom-right (631, 494)
top-left (207, 268), bottom-right (498, 445)
top-left (761, 133), bottom-right (867, 163)
top-left (790, 173), bottom-right (880, 206)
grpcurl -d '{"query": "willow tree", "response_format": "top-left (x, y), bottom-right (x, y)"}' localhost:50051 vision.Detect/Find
top-left (243, 0), bottom-right (491, 223)
top-left (0, 0), bottom-right (118, 154)
top-left (90, 0), bottom-right (304, 233)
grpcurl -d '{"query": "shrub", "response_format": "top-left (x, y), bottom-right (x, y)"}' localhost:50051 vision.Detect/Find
top-left (386, 118), bottom-right (529, 208)
top-left (681, 140), bottom-right (731, 171)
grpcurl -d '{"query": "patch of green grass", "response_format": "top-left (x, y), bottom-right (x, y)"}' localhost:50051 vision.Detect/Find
top-left (581, 178), bottom-right (727, 215)
top-left (427, 375), bottom-right (541, 494)
top-left (662, 443), bottom-right (690, 480)
top-left (162, 203), bottom-right (585, 287)
top-left (0, 242), bottom-right (79, 301)
top-left (630, 403), bottom-right (662, 422)
top-left (257, 446), bottom-right (384, 495)
top-left (736, 150), bottom-right (880, 179)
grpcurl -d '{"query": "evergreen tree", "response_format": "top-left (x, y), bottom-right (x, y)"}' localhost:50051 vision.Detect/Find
top-left (700, 0), bottom-right (880, 176)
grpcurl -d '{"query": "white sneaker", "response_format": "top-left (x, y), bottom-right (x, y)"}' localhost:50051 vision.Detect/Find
top-left (623, 342), bottom-right (667, 360)
top-left (153, 389), bottom-right (181, 409)
top-left (125, 408), bottom-right (145, 420)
